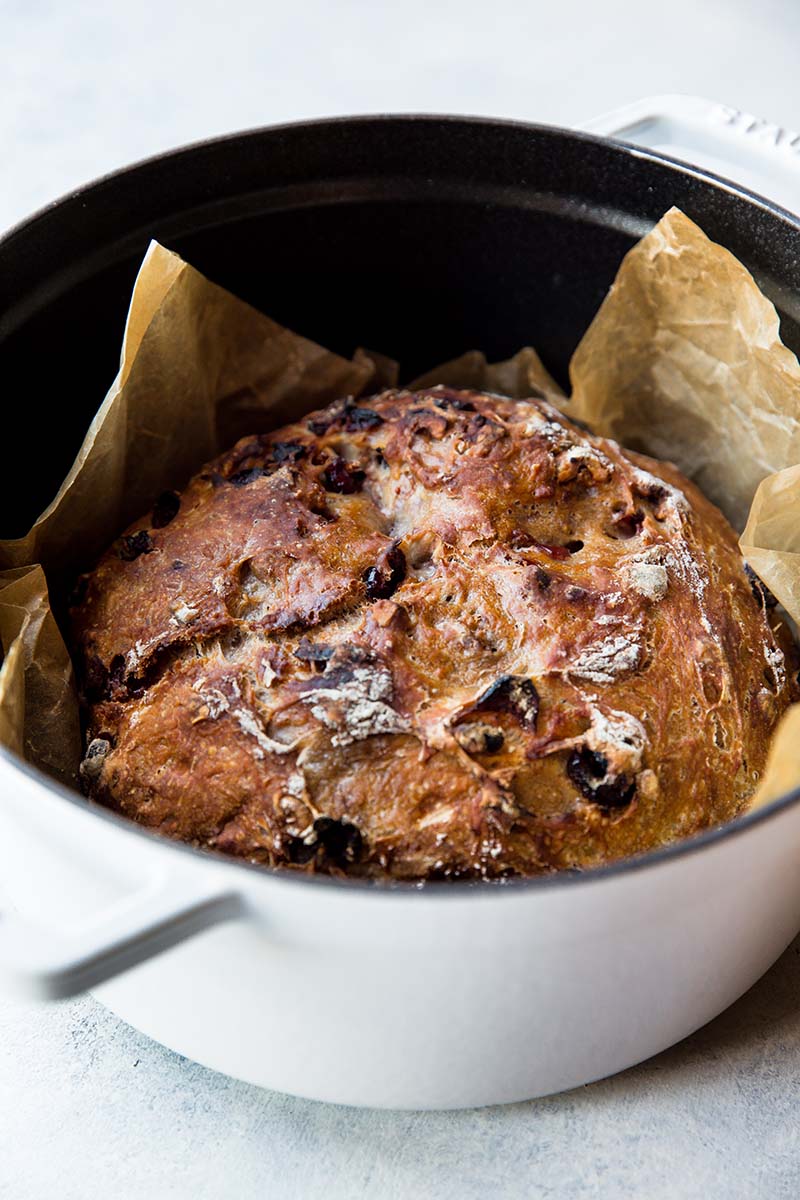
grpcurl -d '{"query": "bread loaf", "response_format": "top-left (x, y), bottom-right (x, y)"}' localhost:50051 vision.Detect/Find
top-left (70, 387), bottom-right (797, 879)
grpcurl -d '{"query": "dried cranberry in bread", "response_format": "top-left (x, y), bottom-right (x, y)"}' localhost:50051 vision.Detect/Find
top-left (70, 388), bottom-right (797, 879)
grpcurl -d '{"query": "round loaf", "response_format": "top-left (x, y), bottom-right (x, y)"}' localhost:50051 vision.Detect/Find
top-left (70, 387), bottom-right (797, 879)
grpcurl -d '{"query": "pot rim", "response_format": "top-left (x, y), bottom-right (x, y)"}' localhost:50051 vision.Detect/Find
top-left (3, 110), bottom-right (800, 249)
top-left (3, 111), bottom-right (800, 898)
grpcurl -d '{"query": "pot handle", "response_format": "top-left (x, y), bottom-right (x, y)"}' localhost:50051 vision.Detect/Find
top-left (0, 869), bottom-right (244, 1000)
top-left (579, 94), bottom-right (800, 216)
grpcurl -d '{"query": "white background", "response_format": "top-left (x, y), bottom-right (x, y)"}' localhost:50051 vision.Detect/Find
top-left (2, 1), bottom-right (800, 1197)
top-left (2, 0), bottom-right (800, 233)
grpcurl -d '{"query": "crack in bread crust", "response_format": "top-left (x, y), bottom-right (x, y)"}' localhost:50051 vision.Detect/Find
top-left (70, 387), bottom-right (798, 880)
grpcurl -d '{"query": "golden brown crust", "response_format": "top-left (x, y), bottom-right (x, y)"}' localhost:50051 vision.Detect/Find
top-left (70, 388), bottom-right (798, 879)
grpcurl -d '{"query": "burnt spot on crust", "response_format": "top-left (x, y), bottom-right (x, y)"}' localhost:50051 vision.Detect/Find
top-left (308, 414), bottom-right (335, 436)
top-left (322, 457), bottom-right (365, 494)
top-left (103, 644), bottom-right (182, 702)
top-left (429, 389), bottom-right (476, 413)
top-left (307, 397), bottom-right (383, 436)
top-left (286, 835), bottom-right (318, 865)
top-left (109, 653), bottom-right (126, 686)
top-left (567, 747), bottom-right (635, 811)
top-left (343, 406), bottom-right (383, 431)
top-left (287, 817), bottom-right (364, 867)
top-left (300, 644), bottom-right (377, 692)
top-left (151, 491), bottom-right (181, 528)
top-left (364, 544), bottom-right (407, 600)
top-left (313, 816), bottom-right (364, 865)
top-left (464, 675), bottom-right (539, 731)
top-left (462, 410), bottom-right (489, 439)
top-left (228, 466), bottom-right (266, 487)
top-left (271, 441), bottom-right (307, 464)
top-left (118, 530), bottom-right (154, 560)
top-left (293, 638), bottom-right (335, 668)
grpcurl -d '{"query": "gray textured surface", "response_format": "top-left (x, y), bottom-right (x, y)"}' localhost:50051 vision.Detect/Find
top-left (3, 1), bottom-right (800, 1196)
top-left (2, 939), bottom-right (800, 1198)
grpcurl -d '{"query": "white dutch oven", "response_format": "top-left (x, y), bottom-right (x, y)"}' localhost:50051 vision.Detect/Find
top-left (1, 96), bottom-right (800, 1109)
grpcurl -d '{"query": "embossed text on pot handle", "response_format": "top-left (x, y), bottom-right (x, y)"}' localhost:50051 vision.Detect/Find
top-left (579, 94), bottom-right (800, 217)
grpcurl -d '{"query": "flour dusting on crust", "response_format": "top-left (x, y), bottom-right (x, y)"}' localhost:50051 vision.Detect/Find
top-left (586, 706), bottom-right (647, 775)
top-left (568, 634), bottom-right (642, 685)
top-left (300, 663), bottom-right (411, 747)
top-left (623, 547), bottom-right (670, 602)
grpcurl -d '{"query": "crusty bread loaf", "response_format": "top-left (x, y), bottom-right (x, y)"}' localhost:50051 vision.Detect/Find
top-left (70, 387), bottom-right (797, 879)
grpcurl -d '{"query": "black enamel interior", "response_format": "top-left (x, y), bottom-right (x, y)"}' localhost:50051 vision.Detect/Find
top-left (2, 115), bottom-right (799, 540)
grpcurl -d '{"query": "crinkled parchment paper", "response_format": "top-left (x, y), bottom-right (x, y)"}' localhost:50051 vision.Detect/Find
top-left (409, 347), bottom-right (563, 398)
top-left (568, 207), bottom-right (800, 533)
top-left (3, 208), bottom-right (800, 817)
top-left (0, 565), bottom-right (80, 783)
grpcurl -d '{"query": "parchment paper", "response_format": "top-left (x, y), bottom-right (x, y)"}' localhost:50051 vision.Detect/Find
top-left (0, 565), bottom-right (80, 784)
top-left (748, 704), bottom-right (800, 811)
top-left (740, 464), bottom-right (800, 623)
top-left (3, 209), bottom-right (800, 819)
top-left (568, 207), bottom-right (800, 533)
top-left (409, 347), bottom-right (564, 398)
